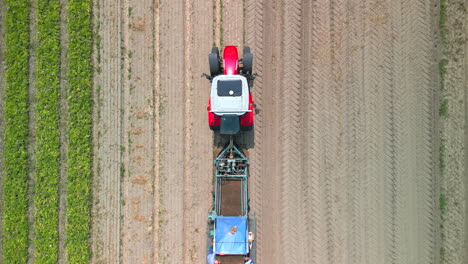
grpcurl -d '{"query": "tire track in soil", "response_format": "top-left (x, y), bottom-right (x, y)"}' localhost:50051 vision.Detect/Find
top-left (309, 1), bottom-right (342, 263)
top-left (396, 0), bottom-right (437, 263)
top-left (0, 0), bottom-right (6, 257)
top-left (344, 2), bottom-right (368, 263)
top-left (279, 0), bottom-right (303, 262)
top-left (325, 1), bottom-right (351, 263)
top-left (245, 0), bottom-right (263, 260)
top-left (91, 0), bottom-right (124, 262)
top-left (157, 0), bottom-right (186, 262)
top-left (247, 1), bottom-right (283, 263)
top-left (182, 0), bottom-right (214, 262)
top-left (58, 0), bottom-right (69, 262)
top-left (27, 1), bottom-right (38, 262)
top-left (301, 0), bottom-right (332, 263)
top-left (387, 1), bottom-right (437, 263)
top-left (120, 0), bottom-right (156, 262)
top-left (363, 1), bottom-right (399, 263)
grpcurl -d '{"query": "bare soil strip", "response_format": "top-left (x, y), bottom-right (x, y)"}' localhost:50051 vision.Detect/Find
top-left (157, 0), bottom-right (186, 261)
top-left (152, 0), bottom-right (161, 261)
top-left (182, 1), bottom-right (214, 262)
top-left (89, 1), bottom-right (441, 263)
top-left (27, 1), bottom-right (38, 262)
top-left (121, 0), bottom-right (156, 262)
top-left (246, 1), bottom-right (283, 263)
top-left (348, 1), bottom-right (385, 263)
top-left (279, 0), bottom-right (304, 261)
top-left (300, 1), bottom-right (331, 263)
top-left (0, 0), bottom-right (6, 258)
top-left (246, 1), bottom-right (439, 263)
top-left (440, 1), bottom-right (467, 263)
top-left (392, 1), bottom-right (438, 262)
top-left (91, 0), bottom-right (124, 262)
top-left (183, 0), bottom-right (194, 261)
top-left (222, 0), bottom-right (244, 47)
top-left (245, 0), bottom-right (264, 260)
top-left (58, 0), bottom-right (68, 262)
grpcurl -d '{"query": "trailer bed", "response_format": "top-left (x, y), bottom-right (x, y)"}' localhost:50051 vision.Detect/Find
top-left (218, 178), bottom-right (243, 216)
top-left (217, 255), bottom-right (245, 264)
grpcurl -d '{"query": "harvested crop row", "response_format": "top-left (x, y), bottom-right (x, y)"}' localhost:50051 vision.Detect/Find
top-left (33, 0), bottom-right (61, 262)
top-left (1, 0), bottom-right (31, 263)
top-left (65, 0), bottom-right (93, 263)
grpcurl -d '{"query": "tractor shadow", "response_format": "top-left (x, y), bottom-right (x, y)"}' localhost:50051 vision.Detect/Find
top-left (213, 129), bottom-right (255, 150)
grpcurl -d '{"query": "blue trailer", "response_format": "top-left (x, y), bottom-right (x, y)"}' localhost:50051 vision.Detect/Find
top-left (207, 139), bottom-right (256, 264)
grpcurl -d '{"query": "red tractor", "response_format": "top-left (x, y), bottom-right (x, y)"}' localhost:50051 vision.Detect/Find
top-left (203, 46), bottom-right (256, 135)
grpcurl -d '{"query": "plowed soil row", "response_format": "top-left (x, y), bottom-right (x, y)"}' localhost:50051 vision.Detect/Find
top-left (92, 0), bottom-right (213, 263)
top-left (439, 1), bottom-right (467, 263)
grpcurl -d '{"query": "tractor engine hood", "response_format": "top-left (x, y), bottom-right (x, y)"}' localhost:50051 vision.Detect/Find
top-left (210, 75), bottom-right (250, 115)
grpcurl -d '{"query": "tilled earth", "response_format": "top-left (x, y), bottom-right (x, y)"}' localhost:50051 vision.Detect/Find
top-left (91, 0), bottom-right (447, 264)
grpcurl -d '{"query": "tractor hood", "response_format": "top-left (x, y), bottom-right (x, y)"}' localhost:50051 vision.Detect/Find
top-left (210, 75), bottom-right (249, 116)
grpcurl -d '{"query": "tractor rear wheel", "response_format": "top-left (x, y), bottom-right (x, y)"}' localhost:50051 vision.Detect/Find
top-left (209, 47), bottom-right (220, 77)
top-left (243, 47), bottom-right (253, 74)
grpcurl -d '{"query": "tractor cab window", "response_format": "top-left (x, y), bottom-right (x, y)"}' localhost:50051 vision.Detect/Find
top-left (217, 80), bottom-right (242, 97)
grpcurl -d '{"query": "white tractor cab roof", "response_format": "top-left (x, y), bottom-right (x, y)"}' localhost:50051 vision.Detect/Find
top-left (210, 75), bottom-right (249, 116)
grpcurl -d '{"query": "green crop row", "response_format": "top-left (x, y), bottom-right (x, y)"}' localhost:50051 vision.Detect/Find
top-left (66, 0), bottom-right (93, 263)
top-left (33, 0), bottom-right (61, 262)
top-left (2, 0), bottom-right (31, 263)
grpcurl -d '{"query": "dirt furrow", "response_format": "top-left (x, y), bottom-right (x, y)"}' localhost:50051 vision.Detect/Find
top-left (27, 1), bottom-right (38, 262)
top-left (91, 0), bottom-right (124, 262)
top-left (245, 0), bottom-right (264, 260)
top-left (440, 1), bottom-right (468, 263)
top-left (279, 0), bottom-right (303, 262)
top-left (247, 1), bottom-right (283, 263)
top-left (152, 0), bottom-right (161, 261)
top-left (222, 0), bottom-right (244, 47)
top-left (157, 0), bottom-right (186, 261)
top-left (344, 2), bottom-right (367, 263)
top-left (0, 0), bottom-right (5, 257)
top-left (393, 0), bottom-right (438, 263)
top-left (328, 1), bottom-right (351, 263)
top-left (58, 0), bottom-right (69, 262)
top-left (120, 0), bottom-right (156, 262)
top-left (312, 1), bottom-right (340, 263)
top-left (182, 1), bottom-right (193, 262)
top-left (301, 0), bottom-right (332, 263)
top-left (409, 1), bottom-right (439, 262)
top-left (182, 0), bottom-right (214, 262)
top-left (362, 1), bottom-right (399, 263)
top-left (390, 2), bottom-right (417, 260)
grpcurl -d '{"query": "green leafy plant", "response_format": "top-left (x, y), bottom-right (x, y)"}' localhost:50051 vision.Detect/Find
top-left (439, 193), bottom-right (447, 211)
top-left (2, 1), bottom-right (31, 263)
top-left (33, 0), bottom-right (61, 262)
top-left (65, 1), bottom-right (93, 263)
top-left (439, 0), bottom-right (447, 42)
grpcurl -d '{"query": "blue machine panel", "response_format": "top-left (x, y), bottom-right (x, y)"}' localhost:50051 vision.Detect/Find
top-left (215, 216), bottom-right (248, 254)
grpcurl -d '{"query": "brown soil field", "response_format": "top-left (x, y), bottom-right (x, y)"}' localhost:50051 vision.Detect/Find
top-left (92, 0), bottom-right (443, 263)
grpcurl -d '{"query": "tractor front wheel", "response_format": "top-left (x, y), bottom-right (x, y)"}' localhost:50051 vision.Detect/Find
top-left (209, 47), bottom-right (220, 77)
